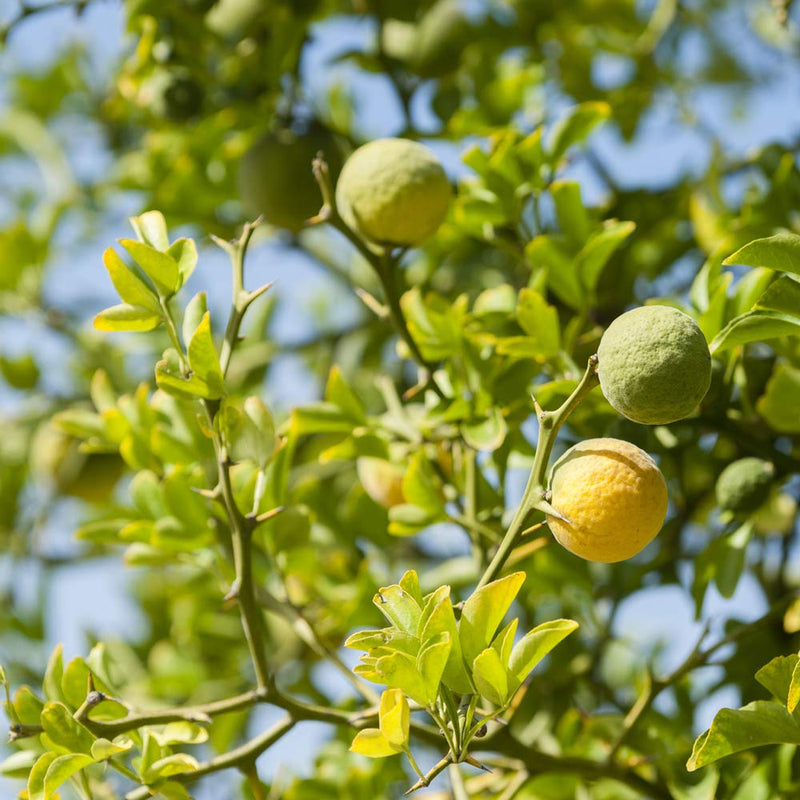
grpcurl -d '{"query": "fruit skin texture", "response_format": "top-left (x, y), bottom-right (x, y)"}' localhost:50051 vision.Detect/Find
top-left (597, 305), bottom-right (711, 425)
top-left (716, 457), bottom-right (774, 513)
top-left (238, 127), bottom-right (344, 233)
top-left (547, 437), bottom-right (668, 563)
top-left (335, 138), bottom-right (452, 247)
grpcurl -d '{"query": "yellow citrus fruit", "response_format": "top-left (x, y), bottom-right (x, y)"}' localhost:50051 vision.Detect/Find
top-left (238, 127), bottom-right (344, 232)
top-left (597, 305), bottom-right (711, 425)
top-left (335, 138), bottom-right (452, 247)
top-left (547, 437), bottom-right (668, 563)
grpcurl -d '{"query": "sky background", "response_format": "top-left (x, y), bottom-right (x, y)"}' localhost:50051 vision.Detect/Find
top-left (2, 0), bottom-right (800, 795)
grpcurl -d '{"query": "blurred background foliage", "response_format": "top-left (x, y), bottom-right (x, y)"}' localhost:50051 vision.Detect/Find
top-left (2, 0), bottom-right (800, 798)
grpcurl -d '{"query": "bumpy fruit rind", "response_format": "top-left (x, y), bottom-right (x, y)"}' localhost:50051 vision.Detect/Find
top-left (547, 437), bottom-right (668, 563)
top-left (335, 138), bottom-right (452, 247)
top-left (597, 305), bottom-right (711, 425)
top-left (716, 457), bottom-right (774, 514)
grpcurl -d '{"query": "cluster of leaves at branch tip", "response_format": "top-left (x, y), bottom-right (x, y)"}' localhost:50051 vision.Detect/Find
top-left (346, 569), bottom-right (578, 767)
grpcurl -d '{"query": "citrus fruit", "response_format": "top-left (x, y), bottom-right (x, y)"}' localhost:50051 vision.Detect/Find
top-left (546, 437), bottom-right (668, 563)
top-left (597, 305), bottom-right (711, 425)
top-left (238, 126), bottom-right (344, 232)
top-left (716, 457), bottom-right (774, 513)
top-left (335, 138), bottom-right (452, 247)
top-left (412, 0), bottom-right (473, 78)
top-left (357, 457), bottom-right (405, 508)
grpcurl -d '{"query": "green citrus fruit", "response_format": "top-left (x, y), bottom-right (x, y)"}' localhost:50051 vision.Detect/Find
top-left (597, 305), bottom-right (711, 425)
top-left (238, 127), bottom-right (344, 232)
top-left (412, 0), bottom-right (472, 78)
top-left (335, 138), bottom-right (452, 247)
top-left (716, 457), bottom-right (774, 513)
top-left (30, 423), bottom-right (123, 503)
top-left (547, 437), bottom-right (668, 563)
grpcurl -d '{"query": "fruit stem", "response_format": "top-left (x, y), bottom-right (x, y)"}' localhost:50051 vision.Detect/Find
top-left (475, 356), bottom-right (599, 589)
top-left (311, 154), bottom-right (446, 399)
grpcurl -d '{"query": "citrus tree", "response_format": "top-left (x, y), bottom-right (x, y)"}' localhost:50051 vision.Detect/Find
top-left (2, 1), bottom-right (800, 799)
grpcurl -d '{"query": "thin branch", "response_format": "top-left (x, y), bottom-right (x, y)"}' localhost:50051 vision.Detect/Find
top-left (608, 595), bottom-right (793, 760)
top-left (475, 356), bottom-right (599, 590)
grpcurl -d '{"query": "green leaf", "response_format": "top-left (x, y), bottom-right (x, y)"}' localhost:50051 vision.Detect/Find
top-left (398, 570), bottom-right (424, 607)
top-left (516, 288), bottom-right (560, 357)
top-left (526, 234), bottom-right (583, 309)
top-left (11, 685), bottom-right (45, 724)
top-left (40, 701), bottom-right (94, 755)
top-left (378, 688), bottom-right (409, 748)
top-left (130, 210), bottom-right (170, 251)
top-left (120, 238), bottom-right (181, 296)
top-left (461, 408), bottom-right (508, 451)
top-left (373, 583), bottom-right (422, 635)
top-left (102, 247), bottom-right (159, 310)
top-left (723, 233), bottom-right (800, 276)
top-left (44, 753), bottom-right (93, 799)
top-left (715, 523), bottom-right (753, 599)
top-left (548, 101), bottom-right (611, 166)
top-left (182, 291), bottom-right (208, 348)
top-left (788, 660), bottom-right (800, 714)
top-left (61, 657), bottom-right (91, 710)
top-left (375, 652), bottom-right (429, 707)
top-left (155, 353), bottom-right (217, 400)
top-left (290, 403), bottom-right (355, 435)
top-left (491, 618), bottom-right (518, 667)
top-left (508, 619), bottom-right (579, 692)
top-left (144, 753), bottom-right (200, 782)
top-left (27, 752), bottom-right (57, 800)
top-left (0, 749), bottom-right (38, 778)
top-left (350, 728), bottom-right (402, 758)
top-left (688, 700), bottom-right (800, 771)
top-left (756, 362), bottom-right (800, 433)
top-left (551, 181), bottom-right (591, 245)
top-left (755, 654), bottom-right (797, 703)
top-left (91, 736), bottom-right (134, 760)
top-left (459, 572), bottom-right (526, 666)
top-left (402, 452), bottom-right (445, 512)
top-left (94, 303), bottom-right (162, 332)
top-left (388, 503), bottom-right (438, 537)
top-left (419, 587), bottom-right (473, 694)
top-left (43, 645), bottom-right (65, 704)
top-left (325, 365), bottom-right (366, 424)
top-left (754, 274), bottom-right (800, 315)
top-left (576, 219), bottom-right (635, 292)
top-left (150, 722), bottom-right (209, 746)
top-left (417, 633), bottom-right (451, 704)
top-left (709, 310), bottom-right (800, 353)
top-left (168, 237), bottom-right (198, 282)
top-left (187, 312), bottom-right (225, 397)
top-left (472, 647), bottom-right (509, 706)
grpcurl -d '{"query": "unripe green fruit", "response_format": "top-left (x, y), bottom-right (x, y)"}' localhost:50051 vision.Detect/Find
top-left (238, 127), bottom-right (344, 232)
top-left (336, 138), bottom-right (451, 247)
top-left (145, 69), bottom-right (204, 122)
top-left (716, 458), bottom-right (775, 514)
top-left (412, 0), bottom-right (472, 78)
top-left (597, 305), bottom-right (711, 425)
top-left (30, 423), bottom-right (123, 503)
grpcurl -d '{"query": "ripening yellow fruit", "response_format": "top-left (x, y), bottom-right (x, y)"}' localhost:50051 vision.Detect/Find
top-left (546, 438), bottom-right (668, 563)
top-left (335, 138), bottom-right (452, 247)
top-left (357, 457), bottom-right (405, 507)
